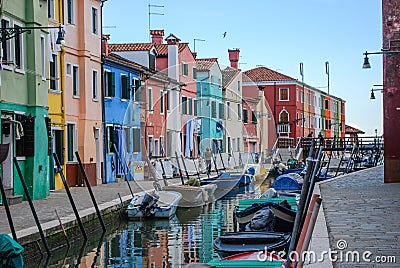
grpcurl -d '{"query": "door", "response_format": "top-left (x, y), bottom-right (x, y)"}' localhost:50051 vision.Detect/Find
top-left (1, 120), bottom-right (13, 189)
top-left (93, 127), bottom-right (101, 182)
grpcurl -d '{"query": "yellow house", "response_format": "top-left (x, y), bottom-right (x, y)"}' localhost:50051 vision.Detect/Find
top-left (48, 0), bottom-right (66, 190)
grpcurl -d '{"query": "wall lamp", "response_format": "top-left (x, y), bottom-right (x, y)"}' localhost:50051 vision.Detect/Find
top-left (0, 25), bottom-right (65, 44)
top-left (362, 50), bottom-right (400, 69)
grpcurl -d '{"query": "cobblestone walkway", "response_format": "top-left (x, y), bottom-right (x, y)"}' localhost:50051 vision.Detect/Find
top-left (320, 166), bottom-right (400, 267)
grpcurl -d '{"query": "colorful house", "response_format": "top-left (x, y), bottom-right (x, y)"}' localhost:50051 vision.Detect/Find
top-left (0, 0), bottom-right (50, 200)
top-left (196, 58), bottom-right (224, 154)
top-left (243, 66), bottom-right (346, 147)
top-left (221, 50), bottom-right (244, 155)
top-left (102, 49), bottom-right (142, 183)
top-left (63, 0), bottom-right (103, 186)
top-left (47, 0), bottom-right (66, 190)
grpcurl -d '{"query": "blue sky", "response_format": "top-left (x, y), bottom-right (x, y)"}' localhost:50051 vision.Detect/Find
top-left (103, 0), bottom-right (382, 136)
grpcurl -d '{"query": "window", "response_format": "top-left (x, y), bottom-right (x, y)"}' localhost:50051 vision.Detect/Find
top-left (188, 98), bottom-right (192, 115)
top-left (301, 91), bottom-right (304, 103)
top-left (251, 111), bottom-right (257, 124)
top-left (279, 88), bottom-right (289, 101)
top-left (49, 54), bottom-right (58, 91)
top-left (160, 90), bottom-right (165, 114)
top-left (133, 128), bottom-right (140, 153)
top-left (148, 136), bottom-right (154, 156)
top-left (67, 123), bottom-right (77, 162)
top-left (237, 138), bottom-right (240, 152)
top-left (132, 78), bottom-right (141, 102)
top-left (228, 137), bottom-right (231, 153)
top-left (181, 96), bottom-right (187, 114)
top-left (296, 89), bottom-right (299, 102)
top-left (125, 128), bottom-right (132, 153)
top-left (1, 19), bottom-right (11, 66)
top-left (107, 126), bottom-right (116, 153)
top-left (219, 103), bottom-right (225, 119)
top-left (194, 99), bottom-right (198, 116)
top-left (149, 52), bottom-right (155, 70)
top-left (243, 109), bottom-right (248, 124)
top-left (211, 101), bottom-right (217, 118)
top-left (104, 71), bottom-right (115, 97)
top-left (66, 63), bottom-right (71, 75)
top-left (154, 140), bottom-right (159, 156)
top-left (232, 138), bottom-right (236, 152)
top-left (238, 104), bottom-right (241, 120)
top-left (280, 111), bottom-right (289, 123)
top-left (167, 91), bottom-right (170, 111)
top-left (237, 81), bottom-right (241, 91)
top-left (92, 7), bottom-right (98, 34)
top-left (227, 102), bottom-right (231, 119)
top-left (14, 24), bottom-right (23, 70)
top-left (52, 129), bottom-right (64, 165)
top-left (72, 65), bottom-right (79, 96)
top-left (193, 67), bottom-right (197, 79)
top-left (41, 36), bottom-right (46, 78)
top-left (92, 70), bottom-right (98, 100)
top-left (296, 112), bottom-right (299, 126)
top-left (48, 0), bottom-right (55, 19)
top-left (67, 0), bottom-right (74, 24)
top-left (121, 75), bottom-right (130, 99)
top-left (160, 136), bottom-right (164, 156)
top-left (325, 99), bottom-right (329, 109)
top-left (182, 62), bottom-right (188, 76)
top-left (148, 88), bottom-right (153, 111)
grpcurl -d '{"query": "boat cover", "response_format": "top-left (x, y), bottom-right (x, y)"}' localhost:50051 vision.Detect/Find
top-left (0, 234), bottom-right (24, 268)
top-left (245, 208), bottom-right (275, 232)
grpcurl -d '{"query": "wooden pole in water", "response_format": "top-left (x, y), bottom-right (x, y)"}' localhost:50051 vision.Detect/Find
top-left (175, 151), bottom-right (185, 185)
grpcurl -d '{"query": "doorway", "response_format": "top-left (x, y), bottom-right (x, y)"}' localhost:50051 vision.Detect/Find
top-left (1, 117), bottom-right (14, 190)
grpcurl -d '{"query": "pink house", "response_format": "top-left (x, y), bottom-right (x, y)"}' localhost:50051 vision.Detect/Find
top-left (63, 0), bottom-right (102, 186)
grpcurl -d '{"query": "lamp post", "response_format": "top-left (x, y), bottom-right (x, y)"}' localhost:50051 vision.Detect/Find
top-left (325, 61), bottom-right (330, 95)
top-left (300, 62), bottom-right (305, 139)
top-left (0, 25), bottom-right (65, 44)
top-left (362, 50), bottom-right (400, 68)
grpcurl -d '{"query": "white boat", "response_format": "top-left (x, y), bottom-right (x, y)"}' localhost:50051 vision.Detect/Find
top-left (163, 184), bottom-right (216, 207)
top-left (127, 190), bottom-right (182, 219)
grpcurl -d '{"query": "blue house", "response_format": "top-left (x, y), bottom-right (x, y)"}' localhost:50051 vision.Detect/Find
top-left (196, 58), bottom-right (224, 154)
top-left (103, 53), bottom-right (142, 183)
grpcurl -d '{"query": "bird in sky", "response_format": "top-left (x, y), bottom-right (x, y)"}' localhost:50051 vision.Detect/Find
top-left (223, 32), bottom-right (227, 38)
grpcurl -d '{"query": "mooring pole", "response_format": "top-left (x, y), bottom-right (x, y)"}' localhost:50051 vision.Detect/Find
top-left (192, 158), bottom-right (201, 181)
top-left (13, 157), bottom-right (51, 256)
top-left (158, 159), bottom-right (168, 186)
top-left (180, 154), bottom-right (191, 180)
top-left (0, 175), bottom-right (17, 241)
top-left (75, 152), bottom-right (106, 232)
top-left (212, 153), bottom-right (219, 176)
top-left (53, 153), bottom-right (87, 240)
top-left (113, 144), bottom-right (134, 198)
top-left (174, 151), bottom-right (185, 185)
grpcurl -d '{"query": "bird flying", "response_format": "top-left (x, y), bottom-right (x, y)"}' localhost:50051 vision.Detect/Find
top-left (223, 32), bottom-right (227, 38)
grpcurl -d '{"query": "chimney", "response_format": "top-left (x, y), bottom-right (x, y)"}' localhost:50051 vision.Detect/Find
top-left (102, 34), bottom-right (110, 56)
top-left (165, 33), bottom-right (181, 45)
top-left (150, 30), bottom-right (164, 44)
top-left (228, 48), bottom-right (240, 69)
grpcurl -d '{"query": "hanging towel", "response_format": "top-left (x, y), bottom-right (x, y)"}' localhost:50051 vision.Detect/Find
top-left (184, 119), bottom-right (191, 157)
top-left (189, 118), bottom-right (194, 152)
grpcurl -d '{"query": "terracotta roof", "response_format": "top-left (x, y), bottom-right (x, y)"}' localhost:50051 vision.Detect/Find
top-left (345, 124), bottom-right (365, 134)
top-left (109, 42), bottom-right (189, 56)
top-left (243, 66), bottom-right (295, 82)
top-left (196, 58), bottom-right (218, 71)
top-left (222, 67), bottom-right (240, 89)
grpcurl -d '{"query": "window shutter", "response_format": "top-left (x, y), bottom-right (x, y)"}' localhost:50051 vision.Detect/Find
top-left (133, 128), bottom-right (140, 153)
top-left (109, 72), bottom-right (116, 97)
top-left (55, 130), bottom-right (64, 165)
top-left (126, 76), bottom-right (131, 99)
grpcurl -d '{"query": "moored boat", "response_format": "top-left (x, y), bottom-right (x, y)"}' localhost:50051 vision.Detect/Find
top-left (127, 190), bottom-right (182, 219)
top-left (201, 172), bottom-right (241, 199)
top-left (163, 184), bottom-right (213, 207)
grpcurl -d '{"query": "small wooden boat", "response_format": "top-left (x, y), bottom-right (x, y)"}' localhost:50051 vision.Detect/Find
top-left (201, 172), bottom-right (241, 199)
top-left (213, 232), bottom-right (291, 258)
top-left (127, 190), bottom-right (182, 219)
top-left (163, 184), bottom-right (214, 207)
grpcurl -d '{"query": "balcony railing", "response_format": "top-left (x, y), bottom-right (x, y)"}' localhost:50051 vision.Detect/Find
top-left (277, 123), bottom-right (290, 134)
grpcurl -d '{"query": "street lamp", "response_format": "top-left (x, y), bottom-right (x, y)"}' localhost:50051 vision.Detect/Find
top-left (299, 62), bottom-right (305, 138)
top-left (0, 25), bottom-right (65, 44)
top-left (362, 50), bottom-right (400, 69)
top-left (370, 84), bottom-right (383, 100)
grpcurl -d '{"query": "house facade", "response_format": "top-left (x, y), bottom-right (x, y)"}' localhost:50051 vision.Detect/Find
top-left (196, 58), bottom-right (224, 154)
top-left (103, 51), bottom-right (142, 183)
top-left (243, 67), bottom-right (346, 147)
top-left (63, 0), bottom-right (103, 186)
top-left (221, 51), bottom-right (244, 155)
top-left (0, 0), bottom-right (50, 200)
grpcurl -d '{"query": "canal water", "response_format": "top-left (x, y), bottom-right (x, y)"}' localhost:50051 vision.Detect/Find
top-left (36, 178), bottom-right (272, 268)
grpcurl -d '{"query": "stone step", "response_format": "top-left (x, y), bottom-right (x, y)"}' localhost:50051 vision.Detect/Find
top-left (4, 187), bottom-right (13, 197)
top-left (7, 195), bottom-right (23, 205)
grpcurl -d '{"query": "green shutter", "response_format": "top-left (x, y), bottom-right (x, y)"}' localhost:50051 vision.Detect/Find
top-left (126, 76), bottom-right (131, 99)
top-left (109, 72), bottom-right (116, 97)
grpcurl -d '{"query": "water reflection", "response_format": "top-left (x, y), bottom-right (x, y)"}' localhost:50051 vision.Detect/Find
top-left (32, 178), bottom-right (271, 267)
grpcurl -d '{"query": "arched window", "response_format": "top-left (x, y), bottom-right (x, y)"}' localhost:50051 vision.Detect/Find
top-left (279, 110), bottom-right (289, 123)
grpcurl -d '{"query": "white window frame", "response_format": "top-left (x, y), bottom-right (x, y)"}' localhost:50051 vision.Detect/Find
top-left (92, 6), bottom-right (98, 35)
top-left (296, 89), bottom-right (299, 102)
top-left (279, 88), bottom-right (289, 101)
top-left (160, 90), bottom-right (165, 114)
top-left (120, 73), bottom-right (128, 100)
top-left (41, 35), bottom-right (46, 80)
top-left (159, 136), bottom-right (164, 156)
top-left (1, 17), bottom-right (12, 70)
top-left (66, 121), bottom-right (78, 162)
top-left (49, 54), bottom-right (59, 92)
top-left (148, 135), bottom-right (154, 156)
top-left (237, 80), bottom-right (241, 92)
top-left (237, 103), bottom-right (241, 120)
top-left (67, 0), bottom-right (75, 24)
top-left (92, 69), bottom-right (98, 101)
top-left (154, 139), bottom-right (159, 157)
top-left (227, 101), bottom-right (231, 119)
top-left (72, 64), bottom-right (79, 97)
top-left (66, 63), bottom-right (72, 76)
top-left (181, 62), bottom-right (188, 76)
top-left (13, 21), bottom-right (25, 73)
top-left (48, 0), bottom-right (55, 19)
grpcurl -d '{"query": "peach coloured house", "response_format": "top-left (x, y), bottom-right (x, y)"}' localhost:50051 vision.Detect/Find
top-left (63, 0), bottom-right (102, 186)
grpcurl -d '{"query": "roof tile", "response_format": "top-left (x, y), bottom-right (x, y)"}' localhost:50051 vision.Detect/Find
top-left (243, 66), bottom-right (295, 82)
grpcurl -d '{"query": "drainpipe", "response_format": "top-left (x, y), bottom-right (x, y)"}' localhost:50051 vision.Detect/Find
top-left (100, 0), bottom-right (107, 184)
